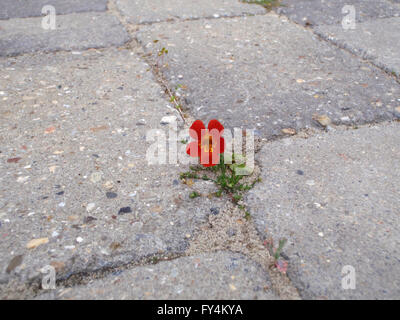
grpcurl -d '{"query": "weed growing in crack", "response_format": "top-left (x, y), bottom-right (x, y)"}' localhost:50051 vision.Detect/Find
top-left (264, 237), bottom-right (288, 274)
top-left (150, 41), bottom-right (187, 123)
top-left (151, 256), bottom-right (160, 264)
top-left (189, 191), bottom-right (201, 199)
top-left (181, 154), bottom-right (259, 207)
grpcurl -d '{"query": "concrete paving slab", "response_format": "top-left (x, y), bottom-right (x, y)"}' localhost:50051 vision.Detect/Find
top-left (246, 123), bottom-right (400, 299)
top-left (115, 0), bottom-right (266, 24)
top-left (36, 251), bottom-right (278, 299)
top-left (276, 0), bottom-right (400, 26)
top-left (0, 48), bottom-right (225, 292)
top-left (137, 14), bottom-right (400, 138)
top-left (315, 17), bottom-right (400, 77)
top-left (0, 12), bottom-right (130, 57)
top-left (0, 0), bottom-right (108, 20)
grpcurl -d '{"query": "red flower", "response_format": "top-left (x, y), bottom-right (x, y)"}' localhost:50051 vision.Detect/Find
top-left (186, 119), bottom-right (225, 167)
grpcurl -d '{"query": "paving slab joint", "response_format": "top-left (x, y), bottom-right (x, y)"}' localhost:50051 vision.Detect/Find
top-left (271, 10), bottom-right (400, 84)
top-left (312, 28), bottom-right (400, 84)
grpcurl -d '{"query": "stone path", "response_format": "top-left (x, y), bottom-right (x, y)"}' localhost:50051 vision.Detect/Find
top-left (137, 14), bottom-right (399, 137)
top-left (247, 123), bottom-right (400, 299)
top-left (37, 252), bottom-right (279, 299)
top-left (0, 0), bottom-right (399, 300)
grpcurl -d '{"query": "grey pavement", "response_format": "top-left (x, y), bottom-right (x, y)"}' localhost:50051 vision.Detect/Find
top-left (276, 0), bottom-right (400, 26)
top-left (247, 123), bottom-right (400, 299)
top-left (0, 0), bottom-right (108, 20)
top-left (137, 14), bottom-right (400, 138)
top-left (0, 12), bottom-right (130, 57)
top-left (36, 251), bottom-right (278, 299)
top-left (0, 48), bottom-right (227, 292)
top-left (115, 0), bottom-right (266, 24)
top-left (315, 17), bottom-right (400, 76)
top-left (0, 0), bottom-right (400, 300)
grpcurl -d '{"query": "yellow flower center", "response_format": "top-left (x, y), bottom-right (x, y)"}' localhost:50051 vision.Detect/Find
top-left (200, 133), bottom-right (215, 153)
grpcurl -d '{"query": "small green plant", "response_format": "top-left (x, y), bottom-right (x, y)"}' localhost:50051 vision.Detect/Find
top-left (151, 256), bottom-right (159, 264)
top-left (189, 191), bottom-right (200, 199)
top-left (233, 194), bottom-right (242, 203)
top-left (180, 154), bottom-right (259, 204)
top-left (180, 172), bottom-right (200, 180)
top-left (158, 47), bottom-right (168, 57)
top-left (264, 237), bottom-right (288, 273)
top-left (273, 238), bottom-right (287, 261)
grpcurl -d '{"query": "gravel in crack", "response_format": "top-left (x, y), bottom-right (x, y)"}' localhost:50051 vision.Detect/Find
top-left (186, 200), bottom-right (300, 300)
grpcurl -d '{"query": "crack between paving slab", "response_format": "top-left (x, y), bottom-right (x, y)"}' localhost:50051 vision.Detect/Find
top-left (312, 29), bottom-right (400, 83)
top-left (184, 169), bottom-right (301, 300)
top-left (127, 12), bottom-right (270, 26)
top-left (0, 250), bottom-right (187, 299)
top-left (273, 13), bottom-right (400, 84)
top-left (108, 0), bottom-right (189, 125)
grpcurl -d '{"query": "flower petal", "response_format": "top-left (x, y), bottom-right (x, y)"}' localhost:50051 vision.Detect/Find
top-left (200, 148), bottom-right (220, 167)
top-left (189, 120), bottom-right (205, 140)
top-left (219, 137), bottom-right (225, 154)
top-left (199, 148), bottom-right (211, 166)
top-left (207, 119), bottom-right (224, 133)
top-left (186, 141), bottom-right (200, 157)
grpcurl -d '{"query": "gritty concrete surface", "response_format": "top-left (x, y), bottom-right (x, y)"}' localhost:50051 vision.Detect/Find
top-left (137, 14), bottom-right (400, 138)
top-left (115, 0), bottom-right (266, 24)
top-left (246, 123), bottom-right (400, 299)
top-left (1, 0), bottom-right (400, 301)
top-left (0, 47), bottom-right (227, 293)
top-left (36, 251), bottom-right (278, 299)
top-left (315, 17), bottom-right (400, 76)
top-left (187, 200), bottom-right (301, 300)
top-left (0, 12), bottom-right (130, 57)
top-left (0, 0), bottom-right (108, 20)
top-left (277, 0), bottom-right (400, 26)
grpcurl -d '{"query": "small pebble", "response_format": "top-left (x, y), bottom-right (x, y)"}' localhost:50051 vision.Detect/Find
top-left (86, 203), bottom-right (96, 212)
top-left (210, 207), bottom-right (220, 215)
top-left (76, 237), bottom-right (83, 243)
top-left (118, 207), bottom-right (132, 215)
top-left (306, 180), bottom-right (315, 186)
top-left (83, 216), bottom-right (97, 224)
top-left (106, 192), bottom-right (117, 199)
top-left (160, 115), bottom-right (177, 125)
